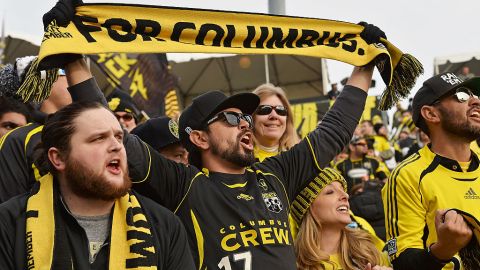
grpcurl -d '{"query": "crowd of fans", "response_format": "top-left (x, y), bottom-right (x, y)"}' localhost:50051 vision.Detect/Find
top-left (0, 1), bottom-right (479, 270)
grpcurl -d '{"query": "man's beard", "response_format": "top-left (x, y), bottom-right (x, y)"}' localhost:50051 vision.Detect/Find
top-left (210, 130), bottom-right (256, 167)
top-left (64, 157), bottom-right (132, 201)
top-left (438, 105), bottom-right (480, 142)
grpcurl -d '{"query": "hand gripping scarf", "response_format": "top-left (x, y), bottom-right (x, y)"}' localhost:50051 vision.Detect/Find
top-left (22, 3), bottom-right (422, 110)
top-left (450, 209), bottom-right (480, 270)
top-left (25, 174), bottom-right (157, 270)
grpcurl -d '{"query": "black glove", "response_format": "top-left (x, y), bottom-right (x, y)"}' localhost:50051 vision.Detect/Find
top-left (38, 53), bottom-right (84, 70)
top-left (358, 21), bottom-right (387, 45)
top-left (41, 0), bottom-right (84, 69)
top-left (42, 0), bottom-right (83, 31)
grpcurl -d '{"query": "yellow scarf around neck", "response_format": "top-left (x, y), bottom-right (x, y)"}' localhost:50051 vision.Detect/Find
top-left (30, 3), bottom-right (422, 110)
top-left (25, 174), bottom-right (157, 269)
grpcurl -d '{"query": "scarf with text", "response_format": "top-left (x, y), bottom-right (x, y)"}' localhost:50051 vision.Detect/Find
top-left (25, 173), bottom-right (157, 270)
top-left (29, 4), bottom-right (423, 109)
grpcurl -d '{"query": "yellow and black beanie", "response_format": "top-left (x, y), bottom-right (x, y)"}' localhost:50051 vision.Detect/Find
top-left (291, 168), bottom-right (347, 225)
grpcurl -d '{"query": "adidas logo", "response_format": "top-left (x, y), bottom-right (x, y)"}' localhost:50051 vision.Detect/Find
top-left (464, 188), bottom-right (480, 199)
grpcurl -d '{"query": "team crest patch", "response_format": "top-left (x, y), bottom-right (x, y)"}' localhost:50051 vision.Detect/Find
top-left (386, 238), bottom-right (397, 256)
top-left (258, 179), bottom-right (268, 191)
top-left (262, 192), bottom-right (283, 213)
top-left (168, 119), bottom-right (179, 139)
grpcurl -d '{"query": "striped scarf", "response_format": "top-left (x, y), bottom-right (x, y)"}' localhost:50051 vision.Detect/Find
top-left (454, 209), bottom-right (480, 270)
top-left (25, 173), bottom-right (157, 269)
top-left (24, 3), bottom-right (422, 110)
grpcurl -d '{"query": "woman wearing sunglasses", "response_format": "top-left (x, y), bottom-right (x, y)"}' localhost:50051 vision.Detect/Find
top-left (251, 83), bottom-right (384, 241)
top-left (252, 84), bottom-right (300, 162)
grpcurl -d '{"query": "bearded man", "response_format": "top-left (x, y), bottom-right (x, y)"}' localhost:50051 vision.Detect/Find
top-left (383, 72), bottom-right (480, 270)
top-left (132, 64), bottom-right (376, 269)
top-left (0, 102), bottom-right (194, 270)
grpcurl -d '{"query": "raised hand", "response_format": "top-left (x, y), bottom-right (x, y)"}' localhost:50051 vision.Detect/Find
top-left (42, 0), bottom-right (83, 30)
top-left (430, 209), bottom-right (473, 261)
top-left (358, 22), bottom-right (387, 45)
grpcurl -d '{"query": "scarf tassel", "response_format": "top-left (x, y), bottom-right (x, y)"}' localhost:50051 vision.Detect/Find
top-left (378, 54), bottom-right (424, 110)
top-left (16, 57), bottom-right (58, 103)
top-left (459, 237), bottom-right (480, 270)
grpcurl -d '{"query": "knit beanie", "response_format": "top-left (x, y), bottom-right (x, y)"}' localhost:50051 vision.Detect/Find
top-left (291, 168), bottom-right (347, 226)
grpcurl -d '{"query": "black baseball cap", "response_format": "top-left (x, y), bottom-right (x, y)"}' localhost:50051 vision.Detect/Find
top-left (107, 89), bottom-right (141, 122)
top-left (179, 90), bottom-right (260, 167)
top-left (412, 72), bottom-right (480, 132)
top-left (131, 116), bottom-right (180, 150)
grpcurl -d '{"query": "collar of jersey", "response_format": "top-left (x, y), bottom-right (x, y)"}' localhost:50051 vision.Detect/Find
top-left (423, 144), bottom-right (480, 172)
top-left (202, 168), bottom-right (250, 186)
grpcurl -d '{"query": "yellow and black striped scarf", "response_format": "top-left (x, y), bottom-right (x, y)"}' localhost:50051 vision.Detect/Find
top-left (453, 209), bottom-right (480, 270)
top-left (25, 3), bottom-right (422, 110)
top-left (25, 174), bottom-right (157, 270)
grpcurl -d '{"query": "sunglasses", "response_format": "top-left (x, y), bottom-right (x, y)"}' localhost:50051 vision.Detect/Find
top-left (354, 142), bottom-right (367, 147)
top-left (255, 105), bottom-right (288, 116)
top-left (115, 113), bottom-right (134, 121)
top-left (206, 111), bottom-right (253, 128)
top-left (434, 87), bottom-right (479, 104)
top-left (451, 87), bottom-right (479, 103)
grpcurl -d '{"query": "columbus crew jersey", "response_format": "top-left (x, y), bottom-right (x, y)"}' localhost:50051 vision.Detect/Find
top-left (334, 155), bottom-right (389, 191)
top-left (132, 86), bottom-right (367, 269)
top-left (382, 145), bottom-right (480, 270)
top-left (0, 123), bottom-right (43, 202)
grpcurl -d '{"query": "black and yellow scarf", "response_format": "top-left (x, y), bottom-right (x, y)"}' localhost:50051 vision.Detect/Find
top-left (453, 209), bottom-right (480, 270)
top-left (25, 174), bottom-right (157, 269)
top-left (23, 3), bottom-right (422, 110)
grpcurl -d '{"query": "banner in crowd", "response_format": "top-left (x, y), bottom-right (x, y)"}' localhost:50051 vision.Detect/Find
top-left (292, 96), bottom-right (381, 138)
top-left (90, 53), bottom-right (178, 118)
top-left (37, 3), bottom-right (423, 109)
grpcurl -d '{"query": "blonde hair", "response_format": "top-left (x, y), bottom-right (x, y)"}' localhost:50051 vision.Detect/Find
top-left (252, 83), bottom-right (300, 151)
top-left (295, 210), bottom-right (382, 270)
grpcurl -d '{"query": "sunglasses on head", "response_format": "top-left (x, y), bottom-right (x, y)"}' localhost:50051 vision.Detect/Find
top-left (115, 113), bottom-right (134, 121)
top-left (452, 87), bottom-right (479, 103)
top-left (255, 105), bottom-right (288, 116)
top-left (206, 111), bottom-right (253, 128)
top-left (433, 87), bottom-right (479, 104)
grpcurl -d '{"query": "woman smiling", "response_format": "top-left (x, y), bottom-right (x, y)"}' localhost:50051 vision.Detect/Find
top-left (294, 168), bottom-right (391, 270)
top-left (252, 84), bottom-right (300, 162)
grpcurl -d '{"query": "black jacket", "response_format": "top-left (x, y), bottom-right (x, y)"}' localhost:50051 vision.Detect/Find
top-left (0, 185), bottom-right (195, 270)
top-left (349, 181), bottom-right (386, 240)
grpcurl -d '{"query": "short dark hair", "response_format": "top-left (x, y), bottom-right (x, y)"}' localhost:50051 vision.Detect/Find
top-left (0, 96), bottom-right (30, 121)
top-left (36, 102), bottom-right (105, 173)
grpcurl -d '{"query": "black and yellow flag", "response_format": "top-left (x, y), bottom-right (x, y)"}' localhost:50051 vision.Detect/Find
top-left (292, 96), bottom-right (382, 138)
top-left (90, 53), bottom-right (178, 117)
top-left (37, 3), bottom-right (423, 110)
top-left (164, 88), bottom-right (180, 119)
